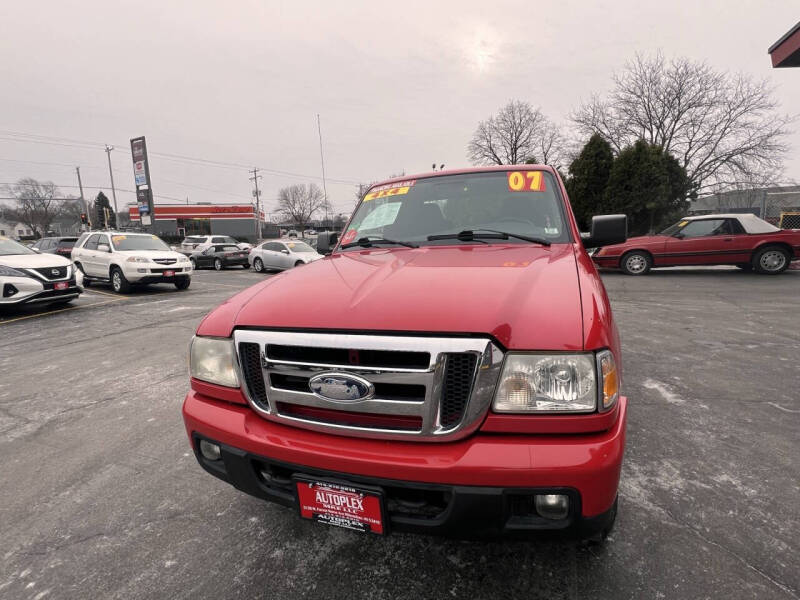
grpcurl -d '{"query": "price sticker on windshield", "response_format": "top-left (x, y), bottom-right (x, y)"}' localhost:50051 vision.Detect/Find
top-left (364, 180), bottom-right (416, 202)
top-left (507, 171), bottom-right (545, 192)
top-left (112, 235), bottom-right (127, 242)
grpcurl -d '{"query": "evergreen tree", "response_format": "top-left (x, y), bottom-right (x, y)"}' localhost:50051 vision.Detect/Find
top-left (564, 134), bottom-right (614, 228)
top-left (603, 140), bottom-right (688, 235)
top-left (94, 191), bottom-right (116, 229)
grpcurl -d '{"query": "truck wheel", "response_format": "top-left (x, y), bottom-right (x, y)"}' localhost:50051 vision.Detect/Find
top-left (752, 246), bottom-right (790, 275)
top-left (110, 267), bottom-right (131, 294)
top-left (253, 258), bottom-right (264, 273)
top-left (214, 258), bottom-right (223, 271)
top-left (174, 277), bottom-right (191, 290)
top-left (584, 497), bottom-right (618, 545)
top-left (620, 251), bottom-right (651, 275)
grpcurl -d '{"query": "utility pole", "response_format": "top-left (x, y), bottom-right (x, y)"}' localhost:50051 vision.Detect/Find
top-left (75, 167), bottom-right (89, 231)
top-left (249, 168), bottom-right (262, 242)
top-left (317, 114), bottom-right (329, 228)
top-left (105, 145), bottom-right (119, 219)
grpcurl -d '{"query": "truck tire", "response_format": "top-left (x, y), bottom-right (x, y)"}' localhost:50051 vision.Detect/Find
top-left (253, 258), bottom-right (265, 273)
top-left (752, 246), bottom-right (790, 275)
top-left (174, 277), bottom-right (191, 290)
top-left (584, 497), bottom-right (618, 545)
top-left (214, 258), bottom-right (223, 271)
top-left (110, 267), bottom-right (131, 294)
top-left (620, 251), bottom-right (651, 275)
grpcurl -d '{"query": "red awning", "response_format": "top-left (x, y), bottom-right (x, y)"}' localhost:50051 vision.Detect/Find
top-left (769, 21), bottom-right (800, 68)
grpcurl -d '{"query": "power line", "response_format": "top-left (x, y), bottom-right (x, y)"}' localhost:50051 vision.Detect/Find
top-left (0, 128), bottom-right (364, 185)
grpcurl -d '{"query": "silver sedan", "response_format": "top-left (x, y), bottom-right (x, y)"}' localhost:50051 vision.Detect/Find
top-left (249, 239), bottom-right (323, 273)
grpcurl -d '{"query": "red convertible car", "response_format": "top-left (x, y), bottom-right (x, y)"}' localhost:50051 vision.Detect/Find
top-left (592, 213), bottom-right (800, 275)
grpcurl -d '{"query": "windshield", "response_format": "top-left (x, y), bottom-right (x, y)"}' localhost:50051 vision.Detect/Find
top-left (111, 234), bottom-right (171, 251)
top-left (659, 219), bottom-right (688, 236)
top-left (340, 171), bottom-right (570, 248)
top-left (286, 241), bottom-right (315, 253)
top-left (0, 237), bottom-right (36, 256)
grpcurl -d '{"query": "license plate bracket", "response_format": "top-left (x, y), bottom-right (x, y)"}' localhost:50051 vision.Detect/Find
top-left (294, 476), bottom-right (386, 535)
top-left (163, 270), bottom-right (175, 277)
top-left (54, 282), bottom-right (69, 290)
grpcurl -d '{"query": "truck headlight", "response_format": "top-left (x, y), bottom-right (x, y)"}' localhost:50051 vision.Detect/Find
top-left (189, 336), bottom-right (239, 388)
top-left (493, 353), bottom-right (597, 413)
top-left (126, 256), bottom-right (150, 263)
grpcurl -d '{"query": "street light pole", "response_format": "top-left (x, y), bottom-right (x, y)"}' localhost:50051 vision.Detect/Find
top-left (249, 168), bottom-right (262, 242)
top-left (105, 145), bottom-right (119, 220)
top-left (75, 166), bottom-right (89, 231)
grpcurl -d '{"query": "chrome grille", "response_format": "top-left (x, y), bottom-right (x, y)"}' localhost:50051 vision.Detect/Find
top-left (152, 258), bottom-right (177, 265)
top-left (234, 331), bottom-right (504, 441)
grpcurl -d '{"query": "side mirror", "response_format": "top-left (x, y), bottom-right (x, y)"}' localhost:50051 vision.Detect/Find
top-left (315, 231), bottom-right (339, 255)
top-left (280, 249), bottom-right (290, 255)
top-left (673, 232), bottom-right (685, 239)
top-left (581, 214), bottom-right (627, 248)
top-left (97, 243), bottom-right (111, 253)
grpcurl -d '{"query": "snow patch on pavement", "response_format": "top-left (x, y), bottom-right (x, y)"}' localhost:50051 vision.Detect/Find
top-left (643, 379), bottom-right (685, 405)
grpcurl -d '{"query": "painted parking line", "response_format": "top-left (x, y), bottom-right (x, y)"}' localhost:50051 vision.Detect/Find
top-left (0, 297), bottom-right (126, 326)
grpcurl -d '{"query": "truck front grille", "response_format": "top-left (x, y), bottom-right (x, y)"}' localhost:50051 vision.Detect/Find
top-left (440, 353), bottom-right (478, 427)
top-left (234, 331), bottom-right (504, 442)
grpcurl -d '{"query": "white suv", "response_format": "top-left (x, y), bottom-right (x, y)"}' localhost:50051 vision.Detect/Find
top-left (72, 232), bottom-right (192, 293)
top-left (180, 235), bottom-right (251, 253)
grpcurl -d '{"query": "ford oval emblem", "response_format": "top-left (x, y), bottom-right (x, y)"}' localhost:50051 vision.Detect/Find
top-left (308, 372), bottom-right (374, 403)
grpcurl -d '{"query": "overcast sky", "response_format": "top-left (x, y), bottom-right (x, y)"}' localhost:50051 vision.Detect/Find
top-left (0, 0), bottom-right (798, 217)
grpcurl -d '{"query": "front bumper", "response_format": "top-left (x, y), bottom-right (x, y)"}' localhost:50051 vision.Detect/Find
top-left (124, 264), bottom-right (192, 283)
top-left (1, 275), bottom-right (82, 305)
top-left (183, 392), bottom-right (627, 538)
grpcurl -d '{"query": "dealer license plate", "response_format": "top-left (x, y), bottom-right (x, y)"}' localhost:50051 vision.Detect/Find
top-left (54, 282), bottom-right (69, 290)
top-left (163, 270), bottom-right (175, 277)
top-left (295, 478), bottom-right (385, 535)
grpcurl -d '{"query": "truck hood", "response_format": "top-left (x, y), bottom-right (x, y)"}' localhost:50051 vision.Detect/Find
top-left (215, 244), bottom-right (584, 351)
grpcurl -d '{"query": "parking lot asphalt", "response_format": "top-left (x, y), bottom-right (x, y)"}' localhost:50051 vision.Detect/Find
top-left (1, 265), bottom-right (798, 600)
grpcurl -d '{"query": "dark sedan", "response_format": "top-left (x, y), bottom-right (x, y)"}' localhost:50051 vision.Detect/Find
top-left (31, 236), bottom-right (79, 258)
top-left (189, 244), bottom-right (250, 270)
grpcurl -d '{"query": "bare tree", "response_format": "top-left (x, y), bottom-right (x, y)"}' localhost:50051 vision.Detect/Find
top-left (2, 178), bottom-right (64, 236)
top-left (467, 100), bottom-right (566, 167)
top-left (277, 183), bottom-right (330, 236)
top-left (572, 52), bottom-right (794, 195)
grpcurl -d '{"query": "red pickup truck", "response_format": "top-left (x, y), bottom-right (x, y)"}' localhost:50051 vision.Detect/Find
top-left (183, 165), bottom-right (629, 540)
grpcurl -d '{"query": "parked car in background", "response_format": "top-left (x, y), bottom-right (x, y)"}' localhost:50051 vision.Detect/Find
top-left (72, 231), bottom-right (192, 293)
top-left (0, 236), bottom-right (83, 308)
top-left (180, 235), bottom-right (251, 253)
top-left (592, 213), bottom-right (800, 275)
top-left (190, 244), bottom-right (250, 270)
top-left (248, 239), bottom-right (323, 272)
top-left (31, 236), bottom-right (79, 258)
top-left (286, 230), bottom-right (299, 238)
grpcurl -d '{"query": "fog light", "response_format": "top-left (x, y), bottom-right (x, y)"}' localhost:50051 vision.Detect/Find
top-left (199, 440), bottom-right (221, 461)
top-left (535, 494), bottom-right (569, 520)
top-left (137, 268), bottom-right (147, 273)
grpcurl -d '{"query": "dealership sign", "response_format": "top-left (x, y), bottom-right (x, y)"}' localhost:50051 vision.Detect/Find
top-left (130, 136), bottom-right (155, 230)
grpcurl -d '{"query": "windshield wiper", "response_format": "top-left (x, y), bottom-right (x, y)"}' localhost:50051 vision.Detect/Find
top-left (427, 229), bottom-right (551, 246)
top-left (340, 236), bottom-right (418, 249)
